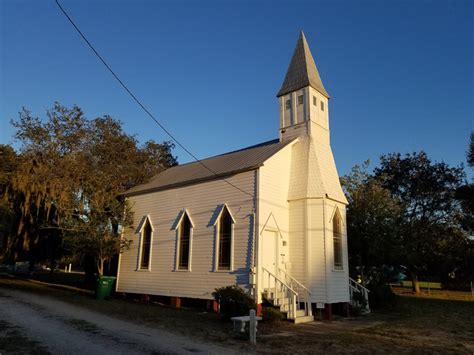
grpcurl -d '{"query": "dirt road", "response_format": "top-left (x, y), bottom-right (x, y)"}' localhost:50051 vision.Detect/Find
top-left (0, 288), bottom-right (241, 354)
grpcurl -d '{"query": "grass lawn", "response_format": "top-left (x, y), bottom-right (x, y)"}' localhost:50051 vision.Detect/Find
top-left (0, 273), bottom-right (473, 353)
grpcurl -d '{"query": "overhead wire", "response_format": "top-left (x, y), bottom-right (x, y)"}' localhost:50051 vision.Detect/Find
top-left (54, 0), bottom-right (254, 198)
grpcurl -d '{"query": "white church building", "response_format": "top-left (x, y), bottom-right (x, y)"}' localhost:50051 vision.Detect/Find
top-left (116, 32), bottom-right (368, 323)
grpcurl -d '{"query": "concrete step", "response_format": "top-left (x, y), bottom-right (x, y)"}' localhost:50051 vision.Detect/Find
top-left (288, 315), bottom-right (314, 324)
top-left (295, 309), bottom-right (306, 318)
top-left (274, 298), bottom-right (289, 306)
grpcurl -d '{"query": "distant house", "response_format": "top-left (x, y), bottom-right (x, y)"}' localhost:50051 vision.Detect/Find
top-left (117, 32), bottom-right (365, 323)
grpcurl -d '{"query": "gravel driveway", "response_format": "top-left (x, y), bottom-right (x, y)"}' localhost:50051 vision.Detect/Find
top-left (0, 288), bottom-right (241, 354)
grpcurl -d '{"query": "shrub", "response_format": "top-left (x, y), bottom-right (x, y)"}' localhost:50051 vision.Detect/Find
top-left (368, 283), bottom-right (397, 310)
top-left (351, 290), bottom-right (368, 316)
top-left (262, 307), bottom-right (284, 323)
top-left (212, 285), bottom-right (256, 319)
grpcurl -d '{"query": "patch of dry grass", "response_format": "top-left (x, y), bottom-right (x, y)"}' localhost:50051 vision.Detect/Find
top-left (1, 274), bottom-right (474, 353)
top-left (392, 286), bottom-right (474, 302)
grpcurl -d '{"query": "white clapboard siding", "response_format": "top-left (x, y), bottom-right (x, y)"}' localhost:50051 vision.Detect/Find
top-left (324, 200), bottom-right (350, 303)
top-left (288, 199), bottom-right (306, 285)
top-left (307, 199), bottom-right (328, 303)
top-left (117, 170), bottom-right (256, 300)
top-left (257, 143), bottom-right (294, 302)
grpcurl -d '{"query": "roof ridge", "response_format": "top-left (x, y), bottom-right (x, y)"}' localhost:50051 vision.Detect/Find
top-left (124, 138), bottom-right (296, 196)
top-left (158, 138), bottom-right (280, 170)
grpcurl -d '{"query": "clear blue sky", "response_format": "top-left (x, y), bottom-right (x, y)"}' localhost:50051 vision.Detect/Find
top-left (1, 0), bottom-right (472, 176)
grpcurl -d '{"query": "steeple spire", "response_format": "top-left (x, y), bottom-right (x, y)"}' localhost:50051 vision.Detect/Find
top-left (277, 31), bottom-right (329, 98)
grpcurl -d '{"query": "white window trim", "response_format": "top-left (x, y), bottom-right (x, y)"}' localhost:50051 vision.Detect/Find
top-left (331, 208), bottom-right (344, 271)
top-left (213, 204), bottom-right (236, 272)
top-left (173, 209), bottom-right (194, 272)
top-left (137, 214), bottom-right (154, 271)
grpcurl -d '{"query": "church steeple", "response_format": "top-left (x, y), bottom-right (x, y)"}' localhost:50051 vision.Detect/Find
top-left (277, 31), bottom-right (329, 98)
top-left (278, 32), bottom-right (331, 143)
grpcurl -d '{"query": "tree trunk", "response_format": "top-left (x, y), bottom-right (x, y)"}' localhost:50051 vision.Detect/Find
top-left (98, 257), bottom-right (105, 277)
top-left (412, 273), bottom-right (420, 293)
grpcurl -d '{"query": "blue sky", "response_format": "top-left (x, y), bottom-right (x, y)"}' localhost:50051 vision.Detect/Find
top-left (1, 0), bottom-right (472, 177)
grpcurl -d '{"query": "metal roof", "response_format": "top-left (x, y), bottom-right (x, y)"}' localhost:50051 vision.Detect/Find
top-left (277, 31), bottom-right (329, 98)
top-left (124, 139), bottom-right (295, 196)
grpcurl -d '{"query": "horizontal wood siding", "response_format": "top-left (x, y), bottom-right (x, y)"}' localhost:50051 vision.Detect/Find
top-left (288, 200), bottom-right (306, 285)
top-left (117, 171), bottom-right (256, 300)
top-left (257, 144), bottom-right (293, 302)
top-left (324, 200), bottom-right (350, 303)
top-left (307, 199), bottom-right (327, 302)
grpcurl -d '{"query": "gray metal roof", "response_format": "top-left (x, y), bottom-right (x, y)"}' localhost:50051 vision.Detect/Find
top-left (124, 139), bottom-right (295, 196)
top-left (277, 32), bottom-right (329, 98)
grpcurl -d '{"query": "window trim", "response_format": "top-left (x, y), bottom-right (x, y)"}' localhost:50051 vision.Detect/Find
top-left (297, 95), bottom-right (304, 105)
top-left (137, 215), bottom-right (154, 271)
top-left (212, 204), bottom-right (236, 272)
top-left (173, 209), bottom-right (194, 272)
top-left (331, 208), bottom-right (344, 271)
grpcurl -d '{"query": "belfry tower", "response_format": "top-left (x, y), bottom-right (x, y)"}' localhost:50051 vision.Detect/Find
top-left (278, 32), bottom-right (349, 304)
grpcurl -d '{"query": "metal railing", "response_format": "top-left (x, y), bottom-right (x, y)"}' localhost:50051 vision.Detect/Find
top-left (349, 277), bottom-right (370, 313)
top-left (262, 267), bottom-right (298, 319)
top-left (278, 268), bottom-right (312, 317)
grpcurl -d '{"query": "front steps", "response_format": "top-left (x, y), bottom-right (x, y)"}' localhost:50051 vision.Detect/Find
top-left (263, 289), bottom-right (314, 324)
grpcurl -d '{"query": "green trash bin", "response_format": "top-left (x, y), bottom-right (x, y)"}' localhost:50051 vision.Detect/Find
top-left (95, 276), bottom-right (116, 300)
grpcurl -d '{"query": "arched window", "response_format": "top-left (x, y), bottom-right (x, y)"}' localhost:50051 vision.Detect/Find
top-left (214, 205), bottom-right (235, 271)
top-left (178, 213), bottom-right (192, 270)
top-left (333, 210), bottom-right (343, 270)
top-left (218, 209), bottom-right (232, 270)
top-left (174, 211), bottom-right (193, 271)
top-left (140, 218), bottom-right (153, 270)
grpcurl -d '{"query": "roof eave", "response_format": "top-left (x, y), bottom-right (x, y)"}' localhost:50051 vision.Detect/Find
top-left (277, 84), bottom-right (330, 99)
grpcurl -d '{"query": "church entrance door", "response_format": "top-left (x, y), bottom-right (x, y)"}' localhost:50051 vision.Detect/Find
top-left (262, 230), bottom-right (278, 288)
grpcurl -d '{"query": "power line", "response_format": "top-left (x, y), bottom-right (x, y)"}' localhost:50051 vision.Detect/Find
top-left (54, 0), bottom-right (253, 198)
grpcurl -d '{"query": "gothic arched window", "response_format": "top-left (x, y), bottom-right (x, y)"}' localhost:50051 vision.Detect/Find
top-left (333, 210), bottom-right (343, 270)
top-left (139, 216), bottom-right (153, 270)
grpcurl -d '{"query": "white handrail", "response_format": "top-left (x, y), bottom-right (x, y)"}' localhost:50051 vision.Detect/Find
top-left (349, 277), bottom-right (370, 312)
top-left (349, 277), bottom-right (370, 293)
top-left (262, 267), bottom-right (298, 319)
top-left (278, 268), bottom-right (312, 295)
top-left (278, 268), bottom-right (312, 317)
top-left (262, 267), bottom-right (298, 295)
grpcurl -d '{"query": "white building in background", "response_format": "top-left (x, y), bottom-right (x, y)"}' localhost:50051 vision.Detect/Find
top-left (116, 32), bottom-right (366, 323)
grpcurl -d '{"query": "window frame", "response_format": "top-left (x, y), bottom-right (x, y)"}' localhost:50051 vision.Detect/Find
top-left (313, 95), bottom-right (317, 106)
top-left (320, 100), bottom-right (325, 111)
top-left (173, 209), bottom-right (194, 272)
top-left (213, 204), bottom-right (236, 272)
top-left (332, 209), bottom-right (343, 271)
top-left (137, 215), bottom-right (154, 271)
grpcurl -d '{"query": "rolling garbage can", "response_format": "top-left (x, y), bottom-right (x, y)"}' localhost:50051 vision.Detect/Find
top-left (95, 276), bottom-right (116, 300)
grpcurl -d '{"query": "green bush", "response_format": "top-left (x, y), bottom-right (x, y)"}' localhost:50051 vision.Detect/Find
top-left (262, 307), bottom-right (284, 323)
top-left (212, 285), bottom-right (256, 319)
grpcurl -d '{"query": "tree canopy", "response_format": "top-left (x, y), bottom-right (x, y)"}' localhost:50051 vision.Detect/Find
top-left (343, 151), bottom-right (470, 293)
top-left (0, 103), bottom-right (177, 275)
